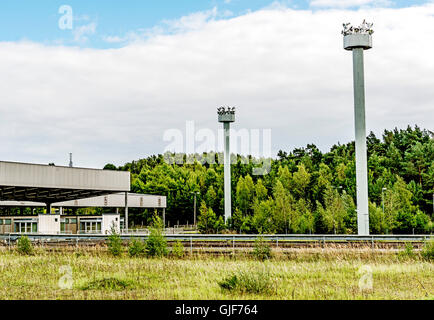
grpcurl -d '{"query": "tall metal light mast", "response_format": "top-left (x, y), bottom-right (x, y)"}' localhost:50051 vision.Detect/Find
top-left (217, 106), bottom-right (235, 223)
top-left (342, 20), bottom-right (374, 235)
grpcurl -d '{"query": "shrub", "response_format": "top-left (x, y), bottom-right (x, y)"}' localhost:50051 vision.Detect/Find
top-left (252, 236), bottom-right (272, 261)
top-left (398, 243), bottom-right (416, 259)
top-left (128, 238), bottom-right (146, 257)
top-left (145, 215), bottom-right (168, 257)
top-left (219, 274), bottom-right (239, 291)
top-left (421, 240), bottom-right (434, 261)
top-left (107, 223), bottom-right (122, 257)
top-left (17, 236), bottom-right (33, 255)
top-left (171, 240), bottom-right (185, 258)
top-left (218, 270), bottom-right (273, 294)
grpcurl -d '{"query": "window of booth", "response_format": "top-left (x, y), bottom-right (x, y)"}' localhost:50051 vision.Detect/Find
top-left (14, 222), bottom-right (37, 233)
top-left (79, 221), bottom-right (102, 234)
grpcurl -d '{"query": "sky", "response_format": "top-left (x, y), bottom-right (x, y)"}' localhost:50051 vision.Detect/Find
top-left (0, 0), bottom-right (433, 168)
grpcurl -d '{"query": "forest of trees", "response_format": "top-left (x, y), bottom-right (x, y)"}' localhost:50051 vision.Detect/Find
top-left (104, 126), bottom-right (434, 235)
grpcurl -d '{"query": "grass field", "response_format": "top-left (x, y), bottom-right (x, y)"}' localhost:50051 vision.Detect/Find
top-left (0, 246), bottom-right (432, 300)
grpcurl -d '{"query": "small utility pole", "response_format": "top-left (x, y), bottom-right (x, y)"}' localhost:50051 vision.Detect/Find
top-left (69, 153), bottom-right (73, 167)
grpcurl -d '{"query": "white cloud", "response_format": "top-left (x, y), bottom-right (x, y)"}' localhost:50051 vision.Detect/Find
top-left (162, 7), bottom-right (218, 32)
top-left (0, 4), bottom-right (434, 168)
top-left (310, 0), bottom-right (391, 8)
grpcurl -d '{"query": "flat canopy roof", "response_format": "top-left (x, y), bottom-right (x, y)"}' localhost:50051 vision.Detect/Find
top-left (0, 193), bottom-right (166, 209)
top-left (0, 161), bottom-right (130, 203)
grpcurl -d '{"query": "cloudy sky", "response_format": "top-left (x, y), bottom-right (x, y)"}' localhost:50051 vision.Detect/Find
top-left (0, 0), bottom-right (433, 168)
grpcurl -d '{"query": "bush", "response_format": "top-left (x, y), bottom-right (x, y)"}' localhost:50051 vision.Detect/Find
top-left (421, 240), bottom-right (434, 261)
top-left (128, 238), bottom-right (146, 257)
top-left (107, 223), bottom-right (122, 256)
top-left (145, 215), bottom-right (168, 257)
top-left (252, 236), bottom-right (272, 261)
top-left (398, 242), bottom-right (416, 259)
top-left (17, 236), bottom-right (33, 255)
top-left (218, 270), bottom-right (273, 294)
top-left (171, 240), bottom-right (185, 258)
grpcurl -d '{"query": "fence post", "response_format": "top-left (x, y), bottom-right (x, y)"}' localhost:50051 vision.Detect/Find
top-left (233, 236), bottom-right (235, 255)
top-left (190, 237), bottom-right (193, 255)
top-left (276, 237), bottom-right (279, 248)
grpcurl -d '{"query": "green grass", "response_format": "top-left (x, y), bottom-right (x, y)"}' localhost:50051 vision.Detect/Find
top-left (219, 269), bottom-right (274, 294)
top-left (0, 247), bottom-right (432, 300)
top-left (81, 278), bottom-right (135, 291)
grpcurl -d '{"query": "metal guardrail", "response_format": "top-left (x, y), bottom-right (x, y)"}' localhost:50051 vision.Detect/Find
top-left (0, 233), bottom-right (432, 242)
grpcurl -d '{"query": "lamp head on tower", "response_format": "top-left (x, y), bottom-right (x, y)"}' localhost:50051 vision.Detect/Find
top-left (217, 106), bottom-right (236, 123)
top-left (342, 20), bottom-right (374, 51)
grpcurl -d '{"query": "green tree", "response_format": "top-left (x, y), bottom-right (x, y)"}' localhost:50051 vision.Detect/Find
top-left (292, 164), bottom-right (311, 199)
top-left (319, 186), bottom-right (347, 234)
top-left (272, 180), bottom-right (294, 233)
top-left (197, 201), bottom-right (217, 234)
top-left (145, 215), bottom-right (168, 257)
top-left (296, 199), bottom-right (315, 234)
top-left (236, 175), bottom-right (255, 215)
top-left (107, 223), bottom-right (122, 256)
top-left (205, 185), bottom-right (218, 212)
top-left (252, 199), bottom-right (276, 234)
top-left (255, 179), bottom-right (268, 202)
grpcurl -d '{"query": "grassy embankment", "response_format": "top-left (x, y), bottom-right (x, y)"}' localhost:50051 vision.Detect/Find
top-left (0, 244), bottom-right (432, 300)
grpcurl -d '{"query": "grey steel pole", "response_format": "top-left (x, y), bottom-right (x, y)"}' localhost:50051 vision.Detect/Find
top-left (353, 47), bottom-right (369, 235)
top-left (343, 21), bottom-right (373, 236)
top-left (218, 107), bottom-right (235, 223)
top-left (125, 192), bottom-right (128, 233)
top-left (224, 121), bottom-right (231, 223)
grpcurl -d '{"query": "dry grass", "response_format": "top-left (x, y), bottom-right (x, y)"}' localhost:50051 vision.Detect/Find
top-left (0, 246), bottom-right (432, 300)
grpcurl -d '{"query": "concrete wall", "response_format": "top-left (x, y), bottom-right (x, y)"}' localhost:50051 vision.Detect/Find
top-left (38, 214), bottom-right (61, 234)
top-left (102, 214), bottom-right (120, 234)
top-left (0, 217), bottom-right (13, 233)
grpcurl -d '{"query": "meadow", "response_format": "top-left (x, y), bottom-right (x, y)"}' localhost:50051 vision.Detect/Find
top-left (0, 245), bottom-right (432, 300)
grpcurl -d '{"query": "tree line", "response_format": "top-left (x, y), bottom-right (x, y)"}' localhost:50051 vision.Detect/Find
top-left (104, 126), bottom-right (433, 234)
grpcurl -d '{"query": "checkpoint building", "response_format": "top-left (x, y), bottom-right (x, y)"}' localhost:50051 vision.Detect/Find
top-left (0, 161), bottom-right (166, 235)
